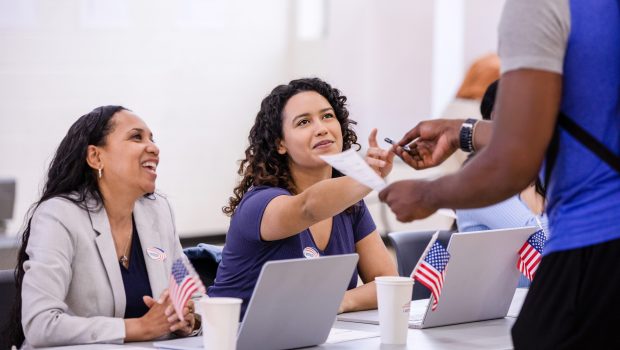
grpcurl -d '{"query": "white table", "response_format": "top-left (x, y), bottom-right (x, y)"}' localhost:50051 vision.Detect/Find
top-left (31, 289), bottom-right (528, 350)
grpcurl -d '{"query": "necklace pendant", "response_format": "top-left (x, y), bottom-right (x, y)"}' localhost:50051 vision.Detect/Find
top-left (119, 255), bottom-right (129, 267)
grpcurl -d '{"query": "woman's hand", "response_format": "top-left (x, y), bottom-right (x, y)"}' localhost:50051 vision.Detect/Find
top-left (166, 299), bottom-right (197, 337)
top-left (366, 128), bottom-right (395, 178)
top-left (125, 290), bottom-right (172, 341)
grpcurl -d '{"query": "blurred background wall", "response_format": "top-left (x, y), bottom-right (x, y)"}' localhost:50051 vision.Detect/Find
top-left (0, 0), bottom-right (505, 239)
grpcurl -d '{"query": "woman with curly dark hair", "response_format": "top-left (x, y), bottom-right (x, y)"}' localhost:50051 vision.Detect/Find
top-left (209, 78), bottom-right (398, 317)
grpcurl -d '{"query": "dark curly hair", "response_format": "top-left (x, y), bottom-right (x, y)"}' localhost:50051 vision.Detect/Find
top-left (2, 106), bottom-right (127, 349)
top-left (223, 78), bottom-right (360, 216)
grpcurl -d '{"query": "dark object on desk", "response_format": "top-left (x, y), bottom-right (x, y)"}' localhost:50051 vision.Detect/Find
top-left (183, 243), bottom-right (222, 288)
top-left (0, 179), bottom-right (16, 234)
top-left (0, 269), bottom-right (17, 349)
top-left (387, 230), bottom-right (453, 300)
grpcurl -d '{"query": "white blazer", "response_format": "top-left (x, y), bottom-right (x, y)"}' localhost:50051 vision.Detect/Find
top-left (21, 193), bottom-right (184, 347)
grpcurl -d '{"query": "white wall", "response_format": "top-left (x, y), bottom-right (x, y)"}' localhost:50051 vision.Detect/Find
top-left (0, 0), bottom-right (290, 236)
top-left (0, 0), bottom-right (506, 237)
top-left (464, 0), bottom-right (506, 65)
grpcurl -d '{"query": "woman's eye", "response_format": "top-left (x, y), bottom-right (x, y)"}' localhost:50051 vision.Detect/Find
top-left (324, 113), bottom-right (335, 119)
top-left (132, 134), bottom-right (142, 140)
top-left (297, 119), bottom-right (309, 126)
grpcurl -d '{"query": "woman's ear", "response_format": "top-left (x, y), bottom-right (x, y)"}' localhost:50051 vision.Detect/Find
top-left (276, 139), bottom-right (287, 155)
top-left (86, 145), bottom-right (102, 170)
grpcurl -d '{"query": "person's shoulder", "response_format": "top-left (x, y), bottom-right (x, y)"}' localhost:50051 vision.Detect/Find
top-left (241, 186), bottom-right (290, 204)
top-left (31, 195), bottom-right (94, 232)
top-left (499, 0), bottom-right (570, 74)
top-left (36, 195), bottom-right (87, 215)
top-left (233, 186), bottom-right (290, 217)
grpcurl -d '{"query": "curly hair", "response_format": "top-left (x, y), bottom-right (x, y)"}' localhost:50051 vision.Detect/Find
top-left (223, 78), bottom-right (360, 216)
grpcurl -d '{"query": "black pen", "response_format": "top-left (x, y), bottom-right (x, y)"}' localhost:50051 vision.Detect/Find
top-left (384, 137), bottom-right (412, 152)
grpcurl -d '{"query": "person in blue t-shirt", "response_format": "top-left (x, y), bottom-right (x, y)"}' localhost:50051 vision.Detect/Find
top-left (208, 77), bottom-right (398, 318)
top-left (379, 0), bottom-right (619, 348)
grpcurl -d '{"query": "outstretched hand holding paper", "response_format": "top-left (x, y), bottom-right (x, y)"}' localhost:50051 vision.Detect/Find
top-left (319, 148), bottom-right (388, 191)
top-left (319, 146), bottom-right (458, 220)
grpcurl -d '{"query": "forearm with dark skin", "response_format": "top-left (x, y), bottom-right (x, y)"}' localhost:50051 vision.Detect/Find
top-left (429, 69), bottom-right (562, 209)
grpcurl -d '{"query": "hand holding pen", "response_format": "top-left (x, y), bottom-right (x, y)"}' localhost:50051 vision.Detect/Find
top-left (384, 137), bottom-right (412, 153)
top-left (384, 119), bottom-right (463, 170)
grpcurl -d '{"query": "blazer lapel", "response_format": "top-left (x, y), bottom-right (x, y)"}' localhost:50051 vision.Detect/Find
top-left (134, 199), bottom-right (169, 299)
top-left (90, 206), bottom-right (126, 318)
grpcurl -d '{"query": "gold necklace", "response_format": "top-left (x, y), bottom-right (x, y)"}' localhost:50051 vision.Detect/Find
top-left (118, 228), bottom-right (132, 269)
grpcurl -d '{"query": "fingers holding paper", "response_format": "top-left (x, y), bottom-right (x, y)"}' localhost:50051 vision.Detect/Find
top-left (366, 128), bottom-right (395, 178)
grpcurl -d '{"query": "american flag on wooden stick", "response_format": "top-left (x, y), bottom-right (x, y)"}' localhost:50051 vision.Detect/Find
top-left (517, 229), bottom-right (546, 281)
top-left (411, 234), bottom-right (450, 311)
top-left (169, 256), bottom-right (206, 320)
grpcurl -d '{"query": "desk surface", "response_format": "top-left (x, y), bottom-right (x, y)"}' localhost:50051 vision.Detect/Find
top-left (33, 289), bottom-right (528, 350)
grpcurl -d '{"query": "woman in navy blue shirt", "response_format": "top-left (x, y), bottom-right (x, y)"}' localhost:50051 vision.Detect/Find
top-left (209, 78), bottom-right (398, 317)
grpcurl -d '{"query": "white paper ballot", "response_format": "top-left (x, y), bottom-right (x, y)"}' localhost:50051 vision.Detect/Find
top-left (319, 149), bottom-right (387, 191)
top-left (325, 327), bottom-right (380, 344)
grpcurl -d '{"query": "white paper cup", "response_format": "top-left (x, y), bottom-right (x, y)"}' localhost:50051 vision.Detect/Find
top-left (375, 276), bottom-right (414, 345)
top-left (198, 297), bottom-right (242, 350)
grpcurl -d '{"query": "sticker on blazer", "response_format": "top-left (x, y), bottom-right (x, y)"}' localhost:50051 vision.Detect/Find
top-left (146, 247), bottom-right (167, 261)
top-left (303, 247), bottom-right (320, 259)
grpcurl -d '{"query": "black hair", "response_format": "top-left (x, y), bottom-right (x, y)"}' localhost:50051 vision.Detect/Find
top-left (2, 105), bottom-right (127, 348)
top-left (480, 79), bottom-right (499, 120)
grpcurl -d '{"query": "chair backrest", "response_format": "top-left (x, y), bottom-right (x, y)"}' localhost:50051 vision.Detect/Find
top-left (183, 244), bottom-right (222, 288)
top-left (0, 269), bottom-right (17, 348)
top-left (387, 230), bottom-right (453, 300)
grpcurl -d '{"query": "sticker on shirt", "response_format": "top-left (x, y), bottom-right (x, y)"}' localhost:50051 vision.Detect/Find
top-left (303, 247), bottom-right (320, 259)
top-left (146, 247), bottom-right (167, 261)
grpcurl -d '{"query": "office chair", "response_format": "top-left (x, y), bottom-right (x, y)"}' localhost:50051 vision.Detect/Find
top-left (0, 269), bottom-right (17, 348)
top-left (387, 230), bottom-right (453, 300)
top-left (183, 244), bottom-right (222, 288)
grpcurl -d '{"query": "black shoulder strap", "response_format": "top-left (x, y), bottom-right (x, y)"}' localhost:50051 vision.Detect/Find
top-left (545, 112), bottom-right (620, 191)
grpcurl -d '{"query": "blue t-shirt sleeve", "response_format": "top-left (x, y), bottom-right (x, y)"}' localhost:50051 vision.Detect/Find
top-left (233, 186), bottom-right (290, 242)
top-left (352, 200), bottom-right (376, 243)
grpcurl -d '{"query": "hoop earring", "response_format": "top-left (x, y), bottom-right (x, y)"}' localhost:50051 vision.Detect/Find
top-left (98, 168), bottom-right (102, 179)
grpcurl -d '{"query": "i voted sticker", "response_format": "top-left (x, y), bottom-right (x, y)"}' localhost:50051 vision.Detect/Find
top-left (303, 247), bottom-right (320, 259)
top-left (146, 247), bottom-right (167, 261)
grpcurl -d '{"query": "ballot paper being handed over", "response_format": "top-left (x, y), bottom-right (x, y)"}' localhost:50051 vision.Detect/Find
top-left (319, 149), bottom-right (459, 219)
top-left (319, 148), bottom-right (387, 191)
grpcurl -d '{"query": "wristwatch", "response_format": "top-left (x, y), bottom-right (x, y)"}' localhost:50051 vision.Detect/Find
top-left (459, 118), bottom-right (478, 153)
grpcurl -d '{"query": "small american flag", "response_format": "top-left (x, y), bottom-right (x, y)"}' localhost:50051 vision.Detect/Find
top-left (517, 230), bottom-right (546, 281)
top-left (169, 257), bottom-right (205, 320)
top-left (412, 241), bottom-right (450, 311)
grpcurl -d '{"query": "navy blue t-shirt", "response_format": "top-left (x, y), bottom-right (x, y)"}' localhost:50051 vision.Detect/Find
top-left (207, 186), bottom-right (376, 317)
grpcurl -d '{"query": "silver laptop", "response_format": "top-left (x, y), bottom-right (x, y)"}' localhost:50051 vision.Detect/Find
top-left (154, 254), bottom-right (359, 350)
top-left (338, 227), bottom-right (537, 329)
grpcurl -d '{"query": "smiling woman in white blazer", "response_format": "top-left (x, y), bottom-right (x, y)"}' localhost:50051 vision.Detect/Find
top-left (3, 106), bottom-right (197, 348)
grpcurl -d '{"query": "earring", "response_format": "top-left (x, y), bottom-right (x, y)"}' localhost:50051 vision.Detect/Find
top-left (98, 168), bottom-right (102, 179)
